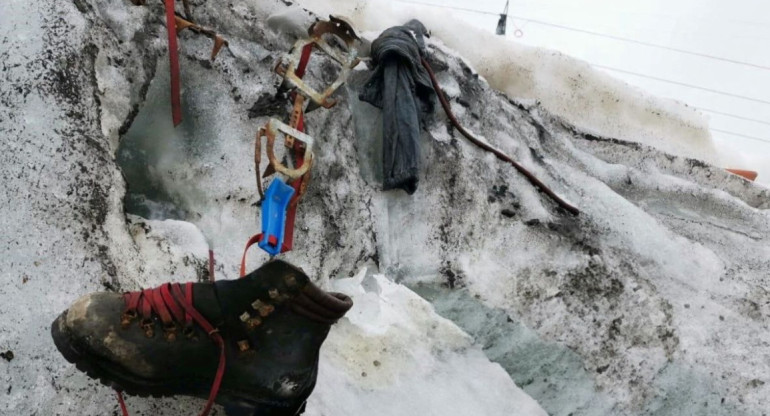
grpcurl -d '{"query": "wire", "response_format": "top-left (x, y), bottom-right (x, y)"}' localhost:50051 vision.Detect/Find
top-left (393, 0), bottom-right (770, 72)
top-left (699, 108), bottom-right (770, 127)
top-left (395, 0), bottom-right (499, 16)
top-left (711, 128), bottom-right (770, 144)
top-left (505, 14), bottom-right (770, 72)
top-left (393, 0), bottom-right (770, 144)
top-left (595, 65), bottom-right (770, 106)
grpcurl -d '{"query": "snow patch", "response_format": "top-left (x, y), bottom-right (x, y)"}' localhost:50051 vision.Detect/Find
top-left (309, 269), bottom-right (548, 416)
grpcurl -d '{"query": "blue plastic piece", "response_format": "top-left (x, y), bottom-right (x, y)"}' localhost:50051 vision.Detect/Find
top-left (259, 178), bottom-right (295, 256)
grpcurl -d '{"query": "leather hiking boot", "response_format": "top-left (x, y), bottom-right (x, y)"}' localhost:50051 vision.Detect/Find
top-left (51, 259), bottom-right (353, 416)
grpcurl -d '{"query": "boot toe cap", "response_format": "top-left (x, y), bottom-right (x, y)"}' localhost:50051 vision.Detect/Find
top-left (52, 292), bottom-right (157, 378)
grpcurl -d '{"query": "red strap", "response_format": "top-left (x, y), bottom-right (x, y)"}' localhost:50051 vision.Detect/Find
top-left (160, 284), bottom-right (186, 324)
top-left (184, 282), bottom-right (193, 326)
top-left (208, 249), bottom-right (215, 282)
top-left (120, 283), bottom-right (226, 416)
top-left (240, 234), bottom-right (263, 277)
top-left (151, 287), bottom-right (174, 325)
top-left (140, 289), bottom-right (153, 319)
top-left (126, 292), bottom-right (141, 312)
top-left (247, 44), bottom-right (313, 257)
top-left (296, 43), bottom-right (313, 78)
top-left (281, 110), bottom-right (306, 253)
top-left (164, 0), bottom-right (182, 126)
top-left (116, 390), bottom-right (128, 416)
top-left (170, 283), bottom-right (226, 416)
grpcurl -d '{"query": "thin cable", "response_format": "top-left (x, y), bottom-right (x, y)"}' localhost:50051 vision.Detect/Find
top-left (711, 128), bottom-right (770, 144)
top-left (595, 65), bottom-right (770, 105)
top-left (395, 0), bottom-right (770, 143)
top-left (506, 14), bottom-right (770, 72)
top-left (699, 108), bottom-right (770, 127)
top-left (394, 0), bottom-right (499, 16)
top-left (393, 0), bottom-right (770, 72)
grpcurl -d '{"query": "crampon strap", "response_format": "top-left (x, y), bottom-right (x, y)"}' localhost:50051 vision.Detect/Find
top-left (118, 283), bottom-right (225, 416)
top-left (164, 0), bottom-right (182, 126)
top-left (240, 233), bottom-right (264, 277)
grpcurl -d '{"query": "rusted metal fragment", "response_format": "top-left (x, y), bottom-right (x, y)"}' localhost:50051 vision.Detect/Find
top-left (174, 16), bottom-right (230, 61)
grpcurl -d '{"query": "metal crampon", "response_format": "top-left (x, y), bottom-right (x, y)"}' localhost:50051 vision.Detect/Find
top-left (274, 15), bottom-right (361, 112)
top-left (248, 16), bottom-right (361, 256)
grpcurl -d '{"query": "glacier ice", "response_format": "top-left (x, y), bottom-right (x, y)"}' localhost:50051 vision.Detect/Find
top-left (1, 0), bottom-right (769, 415)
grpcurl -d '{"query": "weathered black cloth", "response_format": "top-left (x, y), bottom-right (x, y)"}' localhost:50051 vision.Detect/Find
top-left (359, 20), bottom-right (435, 194)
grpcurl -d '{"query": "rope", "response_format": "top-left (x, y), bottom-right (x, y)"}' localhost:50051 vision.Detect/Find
top-left (420, 58), bottom-right (580, 216)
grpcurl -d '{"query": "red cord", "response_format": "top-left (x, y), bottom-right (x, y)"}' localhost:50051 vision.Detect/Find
top-left (164, 0), bottom-right (182, 126)
top-left (120, 283), bottom-right (226, 416)
top-left (208, 249), bottom-right (215, 282)
top-left (116, 390), bottom-right (128, 416)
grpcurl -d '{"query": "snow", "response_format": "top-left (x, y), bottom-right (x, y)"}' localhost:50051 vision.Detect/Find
top-left (310, 270), bottom-right (548, 416)
top-left (2, 0), bottom-right (770, 415)
top-left (296, 0), bottom-right (722, 166)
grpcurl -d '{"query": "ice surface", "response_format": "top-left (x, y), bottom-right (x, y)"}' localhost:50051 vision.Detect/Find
top-left (2, 0), bottom-right (770, 415)
top-left (309, 270), bottom-right (548, 416)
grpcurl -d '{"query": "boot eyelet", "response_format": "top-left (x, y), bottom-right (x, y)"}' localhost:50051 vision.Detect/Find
top-left (284, 275), bottom-right (297, 287)
top-left (246, 317), bottom-right (262, 330)
top-left (121, 310), bottom-right (137, 328)
top-left (163, 323), bottom-right (178, 342)
top-left (182, 325), bottom-right (197, 340)
top-left (258, 304), bottom-right (275, 317)
top-left (140, 319), bottom-right (155, 338)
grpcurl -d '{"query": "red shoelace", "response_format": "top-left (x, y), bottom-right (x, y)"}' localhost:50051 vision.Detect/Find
top-left (119, 282), bottom-right (225, 416)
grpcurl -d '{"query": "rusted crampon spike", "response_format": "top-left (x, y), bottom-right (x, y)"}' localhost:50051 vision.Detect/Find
top-left (311, 15), bottom-right (360, 44)
top-left (181, 0), bottom-right (193, 21)
top-left (129, 0), bottom-right (228, 126)
top-left (175, 16), bottom-right (196, 31)
top-left (174, 16), bottom-right (230, 61)
top-left (211, 36), bottom-right (227, 61)
top-left (274, 15), bottom-right (361, 112)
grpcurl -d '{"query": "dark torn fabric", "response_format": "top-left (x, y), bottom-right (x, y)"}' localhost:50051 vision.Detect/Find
top-left (359, 20), bottom-right (435, 195)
